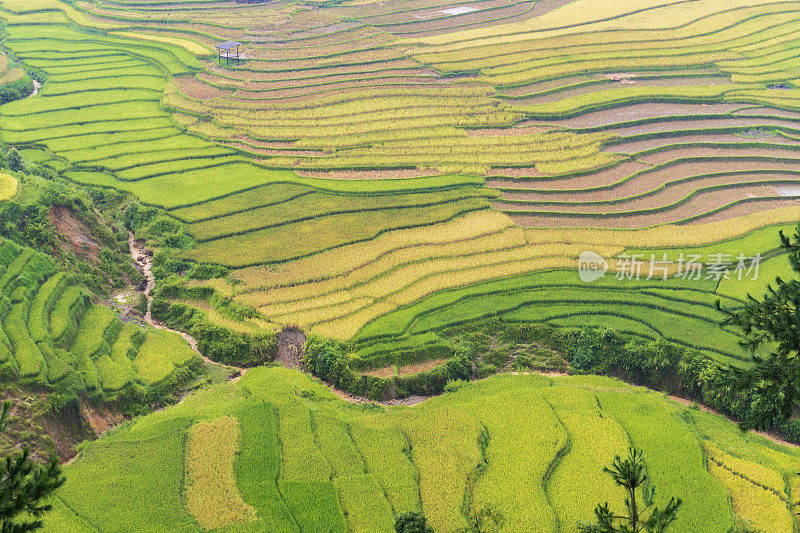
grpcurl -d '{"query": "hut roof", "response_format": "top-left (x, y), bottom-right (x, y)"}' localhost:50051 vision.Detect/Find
top-left (216, 41), bottom-right (242, 50)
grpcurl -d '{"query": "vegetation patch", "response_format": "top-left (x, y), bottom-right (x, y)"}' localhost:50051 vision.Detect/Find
top-left (32, 364), bottom-right (800, 531)
top-left (184, 416), bottom-right (257, 530)
top-left (0, 173), bottom-right (18, 202)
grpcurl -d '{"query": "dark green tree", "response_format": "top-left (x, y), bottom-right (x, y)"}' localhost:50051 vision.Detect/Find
top-left (579, 448), bottom-right (681, 533)
top-left (395, 511), bottom-right (434, 533)
top-left (717, 224), bottom-right (800, 430)
top-left (6, 149), bottom-right (23, 172)
top-left (459, 503), bottom-right (503, 533)
top-left (0, 400), bottom-right (65, 532)
top-left (0, 203), bottom-right (55, 250)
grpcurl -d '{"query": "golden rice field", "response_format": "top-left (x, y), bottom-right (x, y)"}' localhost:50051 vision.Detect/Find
top-left (0, 173), bottom-right (18, 201)
top-left (5, 2), bottom-right (800, 532)
top-left (2, 0), bottom-right (800, 363)
top-left (41, 367), bottom-right (800, 533)
top-left (184, 416), bottom-right (257, 530)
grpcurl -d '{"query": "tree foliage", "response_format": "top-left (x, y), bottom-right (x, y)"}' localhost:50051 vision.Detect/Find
top-left (579, 448), bottom-right (681, 533)
top-left (717, 223), bottom-right (800, 431)
top-left (458, 503), bottom-right (503, 533)
top-left (0, 203), bottom-right (54, 250)
top-left (0, 400), bottom-right (65, 532)
top-left (0, 77), bottom-right (34, 107)
top-left (6, 149), bottom-right (23, 172)
top-left (394, 511), bottom-right (434, 533)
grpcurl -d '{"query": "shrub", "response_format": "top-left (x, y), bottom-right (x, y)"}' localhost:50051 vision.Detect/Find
top-left (444, 379), bottom-right (467, 393)
top-left (397, 366), bottom-right (448, 396)
top-left (187, 263), bottom-right (228, 280)
top-left (501, 323), bottom-right (566, 351)
top-left (151, 298), bottom-right (276, 366)
top-left (0, 75), bottom-right (34, 105)
top-left (6, 148), bottom-right (23, 172)
top-left (121, 203), bottom-right (159, 231)
top-left (303, 337), bottom-right (354, 390)
top-left (563, 328), bottom-right (627, 373)
top-left (514, 354), bottom-right (532, 371)
top-left (446, 356), bottom-right (472, 381)
top-left (0, 201), bottom-right (57, 251)
top-left (46, 389), bottom-right (79, 416)
top-left (483, 347), bottom-right (510, 367)
top-left (395, 511), bottom-right (434, 533)
top-left (475, 362), bottom-right (496, 379)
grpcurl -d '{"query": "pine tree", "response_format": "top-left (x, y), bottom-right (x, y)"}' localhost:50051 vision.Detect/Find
top-left (0, 400), bottom-right (65, 531)
top-left (6, 149), bottom-right (23, 172)
top-left (579, 448), bottom-right (681, 533)
top-left (717, 223), bottom-right (800, 430)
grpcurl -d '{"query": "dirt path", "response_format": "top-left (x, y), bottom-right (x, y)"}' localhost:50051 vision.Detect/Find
top-left (667, 394), bottom-right (799, 449)
top-left (27, 79), bottom-right (40, 98)
top-left (328, 386), bottom-right (429, 407)
top-left (128, 232), bottom-right (247, 377)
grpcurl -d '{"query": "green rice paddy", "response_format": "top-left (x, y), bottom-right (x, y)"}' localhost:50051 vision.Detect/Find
top-left (0, 0), bottom-right (797, 528)
top-left (0, 236), bottom-right (201, 399)
top-left (42, 366), bottom-right (800, 532)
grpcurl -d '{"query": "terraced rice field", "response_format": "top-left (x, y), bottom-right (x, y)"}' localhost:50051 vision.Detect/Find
top-left (42, 367), bottom-right (800, 532)
top-left (0, 51), bottom-right (25, 87)
top-left (2, 0), bottom-right (800, 368)
top-left (0, 236), bottom-right (201, 399)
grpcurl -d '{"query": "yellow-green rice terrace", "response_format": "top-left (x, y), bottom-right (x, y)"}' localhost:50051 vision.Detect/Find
top-left (1, 0), bottom-right (800, 530)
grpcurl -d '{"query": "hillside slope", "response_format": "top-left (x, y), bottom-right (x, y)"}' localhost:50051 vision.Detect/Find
top-left (0, 236), bottom-right (202, 401)
top-left (44, 366), bottom-right (800, 532)
top-left (1, 0), bottom-right (799, 367)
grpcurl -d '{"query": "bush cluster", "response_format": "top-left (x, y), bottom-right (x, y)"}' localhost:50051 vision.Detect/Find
top-left (0, 76), bottom-right (34, 105)
top-left (151, 297), bottom-right (276, 367)
top-left (552, 326), bottom-right (800, 442)
top-left (304, 337), bottom-right (472, 401)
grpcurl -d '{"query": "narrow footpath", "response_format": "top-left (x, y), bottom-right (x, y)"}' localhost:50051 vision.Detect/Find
top-left (128, 232), bottom-right (247, 379)
top-left (23, 79), bottom-right (40, 99)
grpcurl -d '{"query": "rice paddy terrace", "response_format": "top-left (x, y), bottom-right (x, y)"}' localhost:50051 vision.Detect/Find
top-left (0, 236), bottom-right (201, 400)
top-left (41, 367), bottom-right (800, 532)
top-left (2, 2), bottom-right (800, 531)
top-left (2, 0), bottom-right (800, 369)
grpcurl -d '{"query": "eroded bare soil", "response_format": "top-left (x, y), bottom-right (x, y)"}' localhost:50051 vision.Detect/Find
top-left (276, 326), bottom-right (306, 369)
top-left (48, 205), bottom-right (101, 262)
